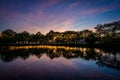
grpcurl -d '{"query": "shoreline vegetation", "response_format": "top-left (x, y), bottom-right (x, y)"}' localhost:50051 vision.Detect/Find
top-left (0, 43), bottom-right (120, 48)
top-left (0, 20), bottom-right (120, 48)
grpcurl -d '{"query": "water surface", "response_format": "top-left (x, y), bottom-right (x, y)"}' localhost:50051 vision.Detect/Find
top-left (0, 45), bottom-right (120, 80)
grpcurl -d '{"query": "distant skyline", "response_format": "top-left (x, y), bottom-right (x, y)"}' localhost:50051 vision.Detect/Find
top-left (0, 0), bottom-right (120, 34)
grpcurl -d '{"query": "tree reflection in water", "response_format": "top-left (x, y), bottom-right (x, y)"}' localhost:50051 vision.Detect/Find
top-left (0, 45), bottom-right (120, 70)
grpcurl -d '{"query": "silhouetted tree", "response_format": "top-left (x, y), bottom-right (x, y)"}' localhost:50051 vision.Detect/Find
top-left (15, 31), bottom-right (30, 44)
top-left (1, 29), bottom-right (16, 44)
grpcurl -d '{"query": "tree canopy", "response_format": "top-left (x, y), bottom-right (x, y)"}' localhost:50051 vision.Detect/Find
top-left (0, 20), bottom-right (120, 45)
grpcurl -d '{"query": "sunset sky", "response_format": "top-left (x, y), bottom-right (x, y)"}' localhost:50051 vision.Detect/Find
top-left (0, 0), bottom-right (120, 34)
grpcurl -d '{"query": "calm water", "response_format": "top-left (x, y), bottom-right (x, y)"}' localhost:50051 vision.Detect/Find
top-left (0, 45), bottom-right (120, 80)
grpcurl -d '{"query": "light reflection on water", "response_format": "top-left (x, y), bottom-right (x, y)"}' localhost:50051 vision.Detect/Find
top-left (0, 45), bottom-right (120, 80)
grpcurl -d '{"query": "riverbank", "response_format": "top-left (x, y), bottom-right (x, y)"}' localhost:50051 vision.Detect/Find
top-left (0, 43), bottom-right (120, 48)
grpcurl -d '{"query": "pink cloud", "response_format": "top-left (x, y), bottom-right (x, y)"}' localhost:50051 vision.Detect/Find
top-left (80, 2), bottom-right (119, 15)
top-left (69, 2), bottom-right (79, 9)
top-left (1, 0), bottom-right (119, 34)
top-left (81, 7), bottom-right (111, 15)
top-left (0, 5), bottom-right (79, 34)
top-left (49, 0), bottom-right (59, 4)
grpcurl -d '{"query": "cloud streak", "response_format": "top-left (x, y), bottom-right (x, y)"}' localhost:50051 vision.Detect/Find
top-left (0, 0), bottom-right (120, 34)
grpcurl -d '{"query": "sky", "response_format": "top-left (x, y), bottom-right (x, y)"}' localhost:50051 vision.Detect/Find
top-left (0, 0), bottom-right (120, 34)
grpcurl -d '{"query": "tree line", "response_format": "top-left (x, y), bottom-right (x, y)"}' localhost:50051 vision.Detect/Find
top-left (0, 20), bottom-right (120, 45)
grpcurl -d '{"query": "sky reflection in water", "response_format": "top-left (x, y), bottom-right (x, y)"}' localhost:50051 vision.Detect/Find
top-left (0, 46), bottom-right (120, 80)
